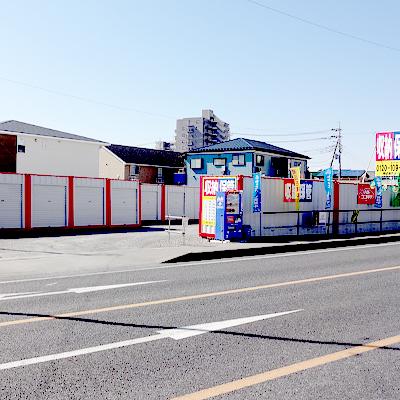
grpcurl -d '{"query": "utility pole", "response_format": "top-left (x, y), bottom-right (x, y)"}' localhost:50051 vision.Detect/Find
top-left (330, 123), bottom-right (342, 178)
top-left (338, 122), bottom-right (342, 179)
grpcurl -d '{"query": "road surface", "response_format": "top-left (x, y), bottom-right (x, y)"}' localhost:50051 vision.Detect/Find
top-left (0, 241), bottom-right (399, 399)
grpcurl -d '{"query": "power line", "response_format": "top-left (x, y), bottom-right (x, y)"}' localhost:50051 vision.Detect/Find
top-left (231, 129), bottom-right (331, 137)
top-left (265, 136), bottom-right (333, 143)
top-left (0, 76), bottom-right (175, 120)
top-left (246, 0), bottom-right (400, 53)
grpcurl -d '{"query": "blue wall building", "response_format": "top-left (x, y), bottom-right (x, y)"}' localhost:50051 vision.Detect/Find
top-left (186, 138), bottom-right (310, 186)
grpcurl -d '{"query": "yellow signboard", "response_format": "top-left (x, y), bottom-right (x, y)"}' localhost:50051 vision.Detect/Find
top-left (376, 160), bottom-right (400, 177)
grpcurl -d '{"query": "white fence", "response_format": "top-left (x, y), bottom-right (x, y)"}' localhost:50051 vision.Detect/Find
top-left (241, 176), bottom-right (400, 237)
top-left (141, 183), bottom-right (199, 221)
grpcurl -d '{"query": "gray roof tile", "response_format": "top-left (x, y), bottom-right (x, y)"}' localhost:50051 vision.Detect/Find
top-left (190, 138), bottom-right (310, 159)
top-left (108, 144), bottom-right (184, 168)
top-left (0, 120), bottom-right (105, 143)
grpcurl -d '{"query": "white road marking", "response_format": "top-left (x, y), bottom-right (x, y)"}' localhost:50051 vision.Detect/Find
top-left (0, 291), bottom-right (39, 299)
top-left (159, 310), bottom-right (302, 340)
top-left (0, 240), bottom-right (399, 285)
top-left (0, 310), bottom-right (301, 370)
top-left (0, 281), bottom-right (166, 301)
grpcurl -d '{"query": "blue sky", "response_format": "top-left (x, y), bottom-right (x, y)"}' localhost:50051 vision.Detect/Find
top-left (1, 0), bottom-right (399, 170)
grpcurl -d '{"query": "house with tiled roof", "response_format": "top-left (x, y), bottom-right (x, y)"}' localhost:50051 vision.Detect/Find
top-left (100, 144), bottom-right (184, 184)
top-left (186, 137), bottom-right (310, 185)
top-left (0, 120), bottom-right (107, 177)
top-left (312, 169), bottom-right (374, 181)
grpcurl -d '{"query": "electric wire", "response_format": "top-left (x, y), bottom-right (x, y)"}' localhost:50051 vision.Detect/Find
top-left (246, 0), bottom-right (400, 53)
top-left (0, 76), bottom-right (175, 120)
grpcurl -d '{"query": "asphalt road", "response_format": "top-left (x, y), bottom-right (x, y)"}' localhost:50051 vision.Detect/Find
top-left (0, 241), bottom-right (399, 399)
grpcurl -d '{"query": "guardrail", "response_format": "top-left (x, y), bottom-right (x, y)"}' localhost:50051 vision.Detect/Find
top-left (166, 215), bottom-right (189, 239)
top-left (262, 209), bottom-right (400, 236)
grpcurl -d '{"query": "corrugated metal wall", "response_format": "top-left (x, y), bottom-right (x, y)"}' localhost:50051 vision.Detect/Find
top-left (110, 180), bottom-right (139, 226)
top-left (31, 175), bottom-right (68, 228)
top-left (0, 174), bottom-right (23, 229)
top-left (141, 184), bottom-right (162, 221)
top-left (74, 178), bottom-right (105, 227)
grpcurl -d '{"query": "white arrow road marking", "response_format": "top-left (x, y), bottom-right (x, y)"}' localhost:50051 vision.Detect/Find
top-left (0, 310), bottom-right (302, 371)
top-left (0, 281), bottom-right (166, 301)
top-left (159, 310), bottom-right (302, 340)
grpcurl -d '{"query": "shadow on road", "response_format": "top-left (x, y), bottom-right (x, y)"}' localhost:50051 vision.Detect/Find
top-left (1, 310), bottom-right (399, 352)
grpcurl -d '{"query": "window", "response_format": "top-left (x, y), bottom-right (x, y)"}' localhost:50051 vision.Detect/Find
top-left (232, 154), bottom-right (245, 166)
top-left (213, 158), bottom-right (226, 167)
top-left (130, 165), bottom-right (140, 176)
top-left (190, 158), bottom-right (202, 169)
top-left (255, 154), bottom-right (264, 166)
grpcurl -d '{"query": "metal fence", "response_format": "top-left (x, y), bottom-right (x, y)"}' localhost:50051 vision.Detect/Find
top-left (262, 209), bottom-right (400, 237)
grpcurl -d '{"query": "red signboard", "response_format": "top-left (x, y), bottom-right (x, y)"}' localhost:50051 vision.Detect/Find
top-left (376, 132), bottom-right (394, 161)
top-left (357, 184), bottom-right (375, 205)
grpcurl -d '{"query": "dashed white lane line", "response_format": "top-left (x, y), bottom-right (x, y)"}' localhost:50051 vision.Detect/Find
top-left (0, 281), bottom-right (166, 301)
top-left (0, 310), bottom-right (301, 370)
top-left (0, 240), bottom-right (399, 285)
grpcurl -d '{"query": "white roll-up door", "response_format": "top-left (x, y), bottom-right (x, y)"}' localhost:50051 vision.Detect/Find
top-left (74, 186), bottom-right (104, 226)
top-left (111, 188), bottom-right (137, 225)
top-left (32, 185), bottom-right (67, 227)
top-left (0, 183), bottom-right (23, 228)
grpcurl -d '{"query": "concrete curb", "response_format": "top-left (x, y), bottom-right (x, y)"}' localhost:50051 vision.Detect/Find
top-left (163, 233), bottom-right (400, 264)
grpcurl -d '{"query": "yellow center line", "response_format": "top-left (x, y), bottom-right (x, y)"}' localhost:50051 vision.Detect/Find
top-left (171, 335), bottom-right (400, 400)
top-left (1, 265), bottom-right (399, 328)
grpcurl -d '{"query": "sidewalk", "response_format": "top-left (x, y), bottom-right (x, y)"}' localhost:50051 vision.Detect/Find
top-left (0, 225), bottom-right (399, 279)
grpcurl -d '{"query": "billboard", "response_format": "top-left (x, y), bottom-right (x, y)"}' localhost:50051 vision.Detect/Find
top-left (199, 176), bottom-right (238, 237)
top-left (283, 179), bottom-right (313, 202)
top-left (357, 184), bottom-right (375, 205)
top-left (376, 132), bottom-right (400, 177)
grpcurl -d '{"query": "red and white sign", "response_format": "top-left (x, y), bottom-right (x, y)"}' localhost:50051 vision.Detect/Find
top-left (357, 184), bottom-right (375, 205)
top-left (376, 132), bottom-right (394, 161)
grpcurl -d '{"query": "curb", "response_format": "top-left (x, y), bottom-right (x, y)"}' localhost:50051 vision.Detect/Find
top-left (163, 233), bottom-right (400, 264)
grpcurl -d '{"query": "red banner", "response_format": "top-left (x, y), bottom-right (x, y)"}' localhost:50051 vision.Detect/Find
top-left (357, 184), bottom-right (375, 205)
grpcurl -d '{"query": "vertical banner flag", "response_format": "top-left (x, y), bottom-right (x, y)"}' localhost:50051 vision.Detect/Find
top-left (252, 172), bottom-right (261, 213)
top-left (289, 167), bottom-right (301, 210)
top-left (374, 177), bottom-right (382, 208)
top-left (324, 168), bottom-right (333, 209)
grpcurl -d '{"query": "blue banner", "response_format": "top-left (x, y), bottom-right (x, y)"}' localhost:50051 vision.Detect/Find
top-left (374, 177), bottom-right (382, 208)
top-left (252, 172), bottom-right (262, 213)
top-left (324, 168), bottom-right (333, 209)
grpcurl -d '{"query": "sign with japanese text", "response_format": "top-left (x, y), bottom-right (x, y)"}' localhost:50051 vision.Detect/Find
top-left (283, 179), bottom-right (313, 202)
top-left (376, 132), bottom-right (400, 177)
top-left (252, 172), bottom-right (261, 213)
top-left (374, 177), bottom-right (382, 208)
top-left (200, 176), bottom-right (238, 237)
top-left (324, 168), bottom-right (333, 209)
top-left (357, 184), bottom-right (375, 205)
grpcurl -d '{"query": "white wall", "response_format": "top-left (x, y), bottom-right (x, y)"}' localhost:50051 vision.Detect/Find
top-left (16, 134), bottom-right (102, 177)
top-left (99, 147), bottom-right (125, 179)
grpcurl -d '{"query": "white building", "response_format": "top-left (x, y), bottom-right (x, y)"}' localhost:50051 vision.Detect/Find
top-left (0, 120), bottom-right (107, 177)
top-left (175, 109), bottom-right (230, 152)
